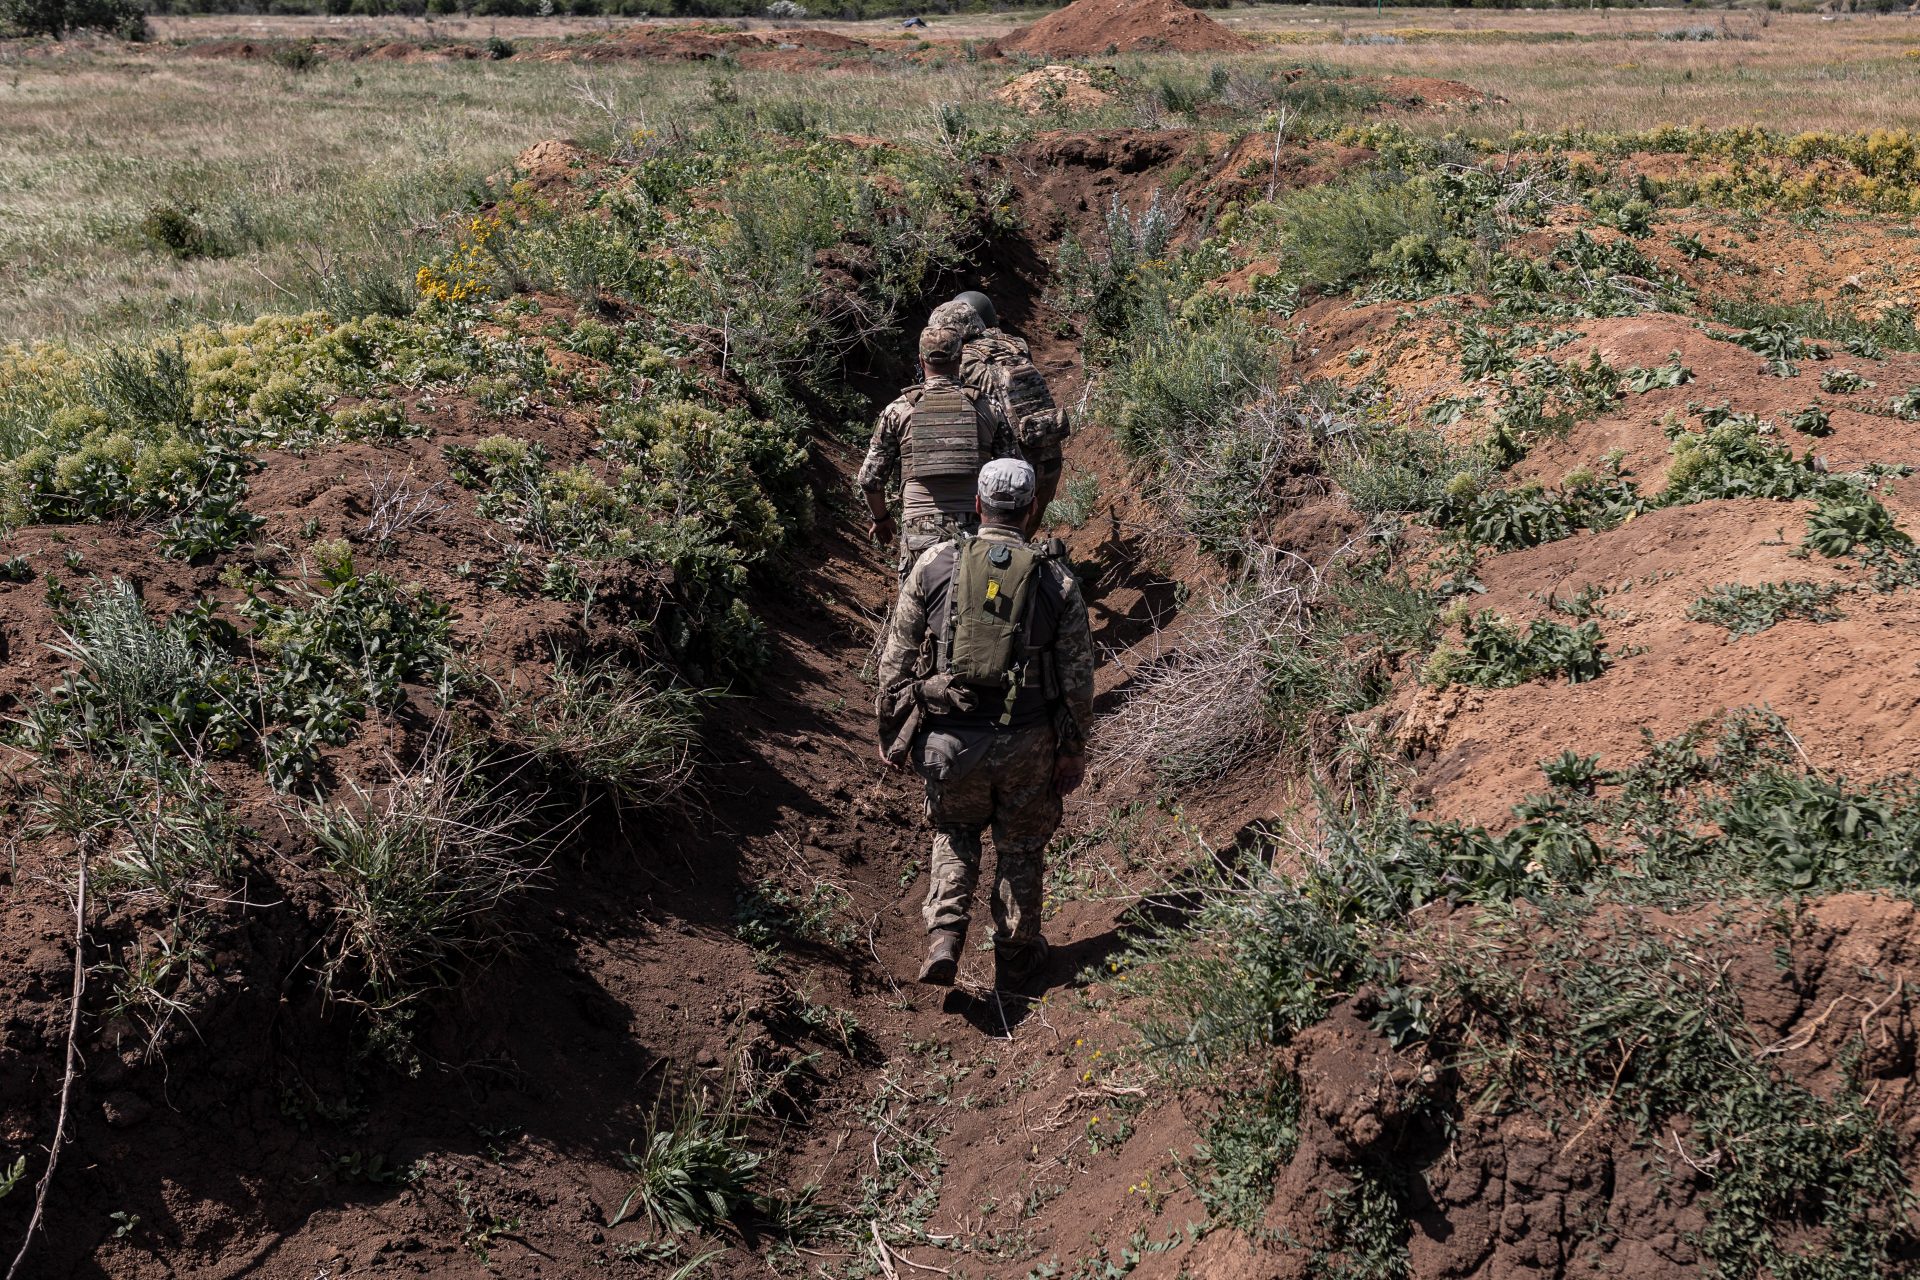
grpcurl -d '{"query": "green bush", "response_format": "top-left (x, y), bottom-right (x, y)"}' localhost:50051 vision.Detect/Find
top-left (1050, 191), bottom-right (1182, 342)
top-left (1803, 493), bottom-right (1910, 560)
top-left (138, 205), bottom-right (223, 262)
top-left (47, 579), bottom-right (210, 739)
top-left (502, 657), bottom-right (701, 808)
top-left (247, 571), bottom-right (453, 788)
top-left (1272, 175), bottom-right (1463, 295)
top-left (271, 40), bottom-right (321, 73)
top-left (1438, 612), bottom-right (1612, 687)
top-left (1099, 311), bottom-right (1274, 461)
top-left (1688, 580), bottom-right (1844, 637)
top-left (307, 747), bottom-right (543, 1022)
top-left (614, 1085), bottom-right (765, 1235)
top-left (1, 0), bottom-right (146, 38)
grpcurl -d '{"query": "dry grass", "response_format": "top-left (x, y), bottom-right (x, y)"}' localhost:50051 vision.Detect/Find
top-left (0, 46), bottom-right (1018, 347)
top-left (1098, 554), bottom-right (1315, 787)
top-left (7, 6), bottom-right (1920, 347)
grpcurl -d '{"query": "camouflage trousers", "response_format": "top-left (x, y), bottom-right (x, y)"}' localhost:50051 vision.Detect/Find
top-left (899, 511), bottom-right (978, 579)
top-left (921, 724), bottom-right (1061, 944)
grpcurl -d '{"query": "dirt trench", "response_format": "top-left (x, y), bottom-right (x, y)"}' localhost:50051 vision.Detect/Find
top-left (0, 130), bottom-right (1291, 1280)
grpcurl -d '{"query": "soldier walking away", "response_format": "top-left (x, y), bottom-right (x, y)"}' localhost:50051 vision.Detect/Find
top-left (873, 458), bottom-right (1095, 991)
top-left (929, 290), bottom-right (1073, 516)
top-left (858, 325), bottom-right (1018, 579)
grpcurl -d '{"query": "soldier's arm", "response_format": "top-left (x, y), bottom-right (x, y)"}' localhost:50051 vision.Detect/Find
top-left (857, 401), bottom-right (907, 540)
top-left (857, 401), bottom-right (906, 495)
top-left (875, 553), bottom-right (935, 703)
top-left (1050, 568), bottom-right (1096, 756)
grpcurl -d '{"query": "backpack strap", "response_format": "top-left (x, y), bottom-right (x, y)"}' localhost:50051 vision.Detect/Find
top-left (937, 533), bottom-right (970, 679)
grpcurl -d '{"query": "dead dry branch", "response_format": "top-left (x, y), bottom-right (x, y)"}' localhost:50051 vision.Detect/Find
top-left (1098, 551), bottom-right (1318, 786)
top-left (363, 466), bottom-right (449, 544)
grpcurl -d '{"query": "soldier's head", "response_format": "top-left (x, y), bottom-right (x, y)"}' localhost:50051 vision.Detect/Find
top-left (976, 457), bottom-right (1038, 530)
top-left (955, 290), bottom-right (998, 330)
top-left (919, 325), bottom-right (963, 377)
top-left (928, 298), bottom-right (984, 339)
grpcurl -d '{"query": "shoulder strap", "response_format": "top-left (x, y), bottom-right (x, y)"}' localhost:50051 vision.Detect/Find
top-left (937, 533), bottom-right (971, 676)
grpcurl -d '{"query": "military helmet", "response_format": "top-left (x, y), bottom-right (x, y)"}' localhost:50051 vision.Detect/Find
top-left (954, 290), bottom-right (997, 329)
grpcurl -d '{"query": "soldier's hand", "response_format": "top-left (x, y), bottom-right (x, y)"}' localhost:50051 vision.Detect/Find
top-left (879, 743), bottom-right (907, 772)
top-left (869, 515), bottom-right (897, 547)
top-left (1052, 753), bottom-right (1086, 796)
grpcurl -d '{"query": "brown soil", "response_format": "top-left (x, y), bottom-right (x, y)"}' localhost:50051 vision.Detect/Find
top-left (1379, 73), bottom-right (1496, 109)
top-left (10, 103), bottom-right (1920, 1280)
top-left (993, 64), bottom-right (1115, 116)
top-left (997, 0), bottom-right (1253, 58)
top-left (1215, 893), bottom-right (1920, 1279)
top-left (536, 24), bottom-right (879, 69)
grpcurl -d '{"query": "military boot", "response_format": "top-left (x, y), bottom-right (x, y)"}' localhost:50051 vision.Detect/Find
top-left (917, 926), bottom-right (966, 986)
top-left (993, 935), bottom-right (1050, 990)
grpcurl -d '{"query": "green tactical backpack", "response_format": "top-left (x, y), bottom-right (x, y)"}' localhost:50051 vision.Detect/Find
top-left (938, 535), bottom-right (1057, 724)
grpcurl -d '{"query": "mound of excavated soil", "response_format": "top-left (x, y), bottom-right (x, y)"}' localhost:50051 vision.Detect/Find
top-left (999, 0), bottom-right (1253, 57)
top-left (1379, 74), bottom-right (1492, 109)
top-left (535, 24), bottom-right (876, 68)
top-left (993, 64), bottom-right (1114, 115)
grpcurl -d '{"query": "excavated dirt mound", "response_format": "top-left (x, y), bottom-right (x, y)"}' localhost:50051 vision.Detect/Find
top-left (994, 64), bottom-right (1115, 115)
top-left (999, 0), bottom-right (1253, 58)
top-left (1380, 74), bottom-right (1494, 109)
top-left (1291, 298), bottom-right (1920, 827)
top-left (536, 24), bottom-right (878, 69)
top-left (1195, 894), bottom-right (1920, 1278)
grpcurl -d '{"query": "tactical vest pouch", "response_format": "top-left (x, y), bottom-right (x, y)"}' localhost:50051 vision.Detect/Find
top-left (907, 386), bottom-right (982, 483)
top-left (1017, 406), bottom-right (1070, 452)
top-left (995, 362), bottom-right (1067, 451)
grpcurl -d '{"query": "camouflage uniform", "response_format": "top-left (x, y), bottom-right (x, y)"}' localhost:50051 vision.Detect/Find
top-left (967, 328), bottom-right (1066, 484)
top-left (856, 374), bottom-right (1017, 577)
top-left (928, 300), bottom-right (1067, 484)
top-left (875, 524), bottom-right (1096, 949)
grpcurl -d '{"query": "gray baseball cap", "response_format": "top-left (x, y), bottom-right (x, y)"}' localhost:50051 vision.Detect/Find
top-left (977, 457), bottom-right (1037, 513)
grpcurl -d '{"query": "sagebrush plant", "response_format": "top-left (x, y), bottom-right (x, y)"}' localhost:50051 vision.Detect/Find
top-left (501, 656), bottom-right (702, 808)
top-left (1044, 468), bottom-right (1102, 529)
top-left (614, 1079), bottom-right (765, 1237)
top-left (304, 742), bottom-right (547, 1021)
top-left (46, 578), bottom-right (210, 742)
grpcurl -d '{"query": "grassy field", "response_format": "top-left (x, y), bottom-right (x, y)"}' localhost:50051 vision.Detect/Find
top-left (0, 48), bottom-right (1021, 346)
top-left (5, 7), bottom-right (1919, 346)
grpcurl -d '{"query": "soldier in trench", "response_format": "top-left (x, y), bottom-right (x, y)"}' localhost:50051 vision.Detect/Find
top-left (857, 324), bottom-right (1019, 579)
top-left (874, 457), bottom-right (1096, 991)
top-left (928, 290), bottom-right (1073, 516)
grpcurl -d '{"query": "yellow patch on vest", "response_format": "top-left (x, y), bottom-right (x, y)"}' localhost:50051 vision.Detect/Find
top-left (985, 580), bottom-right (1000, 601)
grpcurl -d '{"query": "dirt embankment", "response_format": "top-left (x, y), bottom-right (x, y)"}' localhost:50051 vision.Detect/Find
top-left (997, 0), bottom-right (1253, 57)
top-left (1297, 288), bottom-right (1920, 828)
top-left (0, 126), bottom-right (1326, 1280)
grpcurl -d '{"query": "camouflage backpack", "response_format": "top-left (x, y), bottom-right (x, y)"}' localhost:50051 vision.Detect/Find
top-left (939, 535), bottom-right (1060, 724)
top-left (905, 383), bottom-right (983, 483)
top-left (965, 337), bottom-right (1070, 455)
